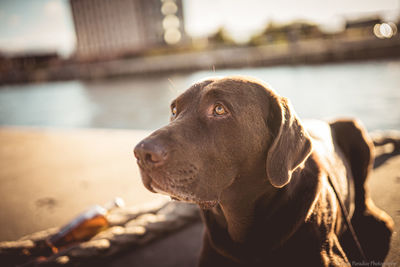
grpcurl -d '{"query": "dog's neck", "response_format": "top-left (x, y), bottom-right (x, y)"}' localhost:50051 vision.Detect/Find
top-left (203, 164), bottom-right (282, 244)
top-left (200, 172), bottom-right (288, 263)
top-left (201, 159), bottom-right (321, 258)
top-left (216, 176), bottom-right (280, 243)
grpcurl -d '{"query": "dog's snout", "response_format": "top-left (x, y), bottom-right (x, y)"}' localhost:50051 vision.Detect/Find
top-left (134, 140), bottom-right (168, 168)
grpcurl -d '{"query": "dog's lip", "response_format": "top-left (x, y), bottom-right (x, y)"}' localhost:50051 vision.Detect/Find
top-left (150, 179), bottom-right (169, 194)
top-left (140, 169), bottom-right (171, 195)
top-left (140, 171), bottom-right (157, 193)
top-left (138, 165), bottom-right (214, 205)
top-left (141, 171), bottom-right (218, 207)
top-left (145, 173), bottom-right (191, 201)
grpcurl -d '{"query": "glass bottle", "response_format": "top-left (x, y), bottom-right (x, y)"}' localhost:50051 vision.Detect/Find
top-left (46, 197), bottom-right (124, 252)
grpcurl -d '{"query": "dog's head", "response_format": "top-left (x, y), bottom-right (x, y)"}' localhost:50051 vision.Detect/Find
top-left (134, 76), bottom-right (311, 208)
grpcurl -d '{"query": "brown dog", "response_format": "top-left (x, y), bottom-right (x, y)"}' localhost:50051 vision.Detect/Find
top-left (134, 76), bottom-right (393, 267)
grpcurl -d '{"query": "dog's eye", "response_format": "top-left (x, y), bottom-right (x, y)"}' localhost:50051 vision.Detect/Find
top-left (214, 104), bottom-right (227, 116)
top-left (171, 106), bottom-right (177, 118)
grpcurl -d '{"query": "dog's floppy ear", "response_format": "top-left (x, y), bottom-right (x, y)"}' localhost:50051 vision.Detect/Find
top-left (266, 97), bottom-right (312, 188)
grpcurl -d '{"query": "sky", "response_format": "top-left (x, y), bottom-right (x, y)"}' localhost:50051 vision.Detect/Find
top-left (0, 0), bottom-right (75, 57)
top-left (0, 0), bottom-right (399, 57)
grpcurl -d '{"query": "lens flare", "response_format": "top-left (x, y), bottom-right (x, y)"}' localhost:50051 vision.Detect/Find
top-left (373, 22), bottom-right (397, 39)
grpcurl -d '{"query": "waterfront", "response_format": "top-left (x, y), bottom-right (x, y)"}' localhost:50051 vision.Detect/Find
top-left (1, 60), bottom-right (400, 131)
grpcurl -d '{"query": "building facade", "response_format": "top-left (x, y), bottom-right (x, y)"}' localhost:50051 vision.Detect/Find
top-left (70, 0), bottom-right (185, 59)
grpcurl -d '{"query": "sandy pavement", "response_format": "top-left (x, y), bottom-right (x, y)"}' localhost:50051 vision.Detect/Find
top-left (0, 126), bottom-right (166, 242)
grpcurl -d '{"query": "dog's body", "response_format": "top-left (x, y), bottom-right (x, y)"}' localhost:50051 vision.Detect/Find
top-left (134, 77), bottom-right (393, 266)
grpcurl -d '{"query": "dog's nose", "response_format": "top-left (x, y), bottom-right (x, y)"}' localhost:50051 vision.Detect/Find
top-left (134, 140), bottom-right (168, 168)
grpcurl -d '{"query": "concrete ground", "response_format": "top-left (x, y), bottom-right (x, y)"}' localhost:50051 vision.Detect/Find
top-left (0, 127), bottom-right (399, 265)
top-left (0, 127), bottom-right (167, 242)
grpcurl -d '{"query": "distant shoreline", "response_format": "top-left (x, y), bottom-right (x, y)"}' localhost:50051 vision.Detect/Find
top-left (1, 36), bottom-right (400, 85)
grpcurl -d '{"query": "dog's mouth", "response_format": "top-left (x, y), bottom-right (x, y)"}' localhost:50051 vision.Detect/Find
top-left (149, 178), bottom-right (171, 195)
top-left (138, 167), bottom-right (218, 208)
top-left (139, 168), bottom-right (194, 199)
top-left (139, 170), bottom-right (157, 193)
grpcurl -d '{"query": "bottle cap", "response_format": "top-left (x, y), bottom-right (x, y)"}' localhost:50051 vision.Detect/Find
top-left (104, 197), bottom-right (125, 210)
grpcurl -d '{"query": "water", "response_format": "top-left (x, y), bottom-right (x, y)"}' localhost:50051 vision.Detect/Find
top-left (1, 60), bottom-right (400, 131)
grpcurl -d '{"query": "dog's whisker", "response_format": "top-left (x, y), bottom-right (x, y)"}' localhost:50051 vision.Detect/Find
top-left (167, 78), bottom-right (177, 93)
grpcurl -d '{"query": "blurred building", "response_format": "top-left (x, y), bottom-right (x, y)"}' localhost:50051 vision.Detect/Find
top-left (0, 52), bottom-right (60, 72)
top-left (344, 17), bottom-right (382, 38)
top-left (249, 21), bottom-right (325, 46)
top-left (0, 51), bottom-right (61, 84)
top-left (70, 0), bottom-right (185, 60)
top-left (345, 17), bottom-right (382, 30)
